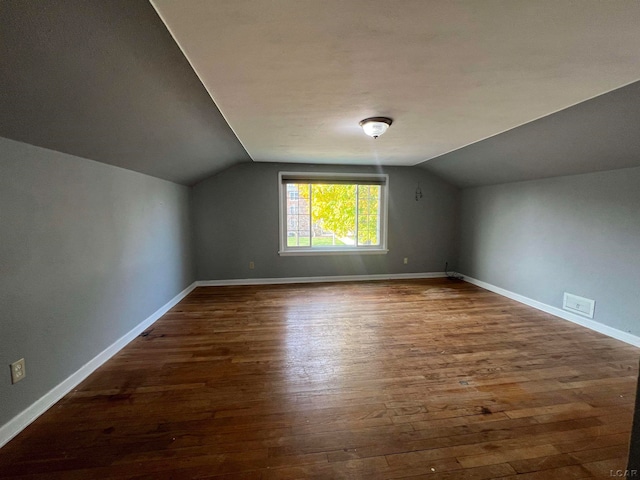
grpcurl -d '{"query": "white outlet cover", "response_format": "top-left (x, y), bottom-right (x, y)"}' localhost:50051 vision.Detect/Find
top-left (10, 358), bottom-right (26, 384)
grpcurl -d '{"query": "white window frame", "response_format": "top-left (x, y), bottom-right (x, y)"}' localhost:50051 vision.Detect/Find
top-left (278, 171), bottom-right (389, 256)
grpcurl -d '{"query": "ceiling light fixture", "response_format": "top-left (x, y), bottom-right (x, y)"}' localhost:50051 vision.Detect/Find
top-left (359, 117), bottom-right (393, 139)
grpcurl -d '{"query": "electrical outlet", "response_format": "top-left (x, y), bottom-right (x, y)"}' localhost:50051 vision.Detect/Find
top-left (249, 261), bottom-right (255, 269)
top-left (403, 257), bottom-right (408, 264)
top-left (10, 358), bottom-right (26, 384)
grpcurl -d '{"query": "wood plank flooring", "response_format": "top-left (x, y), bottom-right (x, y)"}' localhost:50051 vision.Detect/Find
top-left (0, 279), bottom-right (638, 479)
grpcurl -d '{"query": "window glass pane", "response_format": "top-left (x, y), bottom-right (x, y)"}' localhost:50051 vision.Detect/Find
top-left (368, 229), bottom-right (378, 246)
top-left (368, 215), bottom-right (379, 246)
top-left (282, 176), bottom-right (384, 252)
top-left (356, 185), bottom-right (380, 246)
top-left (357, 215), bottom-right (368, 245)
top-left (311, 184), bottom-right (356, 247)
top-left (285, 183), bottom-right (311, 247)
top-left (357, 191), bottom-right (367, 214)
top-left (298, 236), bottom-right (310, 246)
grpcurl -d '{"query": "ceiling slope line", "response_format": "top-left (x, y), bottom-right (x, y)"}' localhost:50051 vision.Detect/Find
top-left (414, 76), bottom-right (640, 167)
top-left (149, 0), bottom-right (254, 163)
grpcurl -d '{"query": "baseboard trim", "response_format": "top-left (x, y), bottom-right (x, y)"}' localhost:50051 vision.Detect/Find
top-left (463, 275), bottom-right (640, 348)
top-left (14, 273), bottom-right (633, 449)
top-left (0, 281), bottom-right (198, 449)
top-left (197, 272), bottom-right (447, 287)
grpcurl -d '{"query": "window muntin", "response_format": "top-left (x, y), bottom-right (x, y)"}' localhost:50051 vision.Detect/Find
top-left (279, 172), bottom-right (388, 255)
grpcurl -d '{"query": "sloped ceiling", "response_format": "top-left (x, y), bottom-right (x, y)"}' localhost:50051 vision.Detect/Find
top-left (151, 0), bottom-right (640, 177)
top-left (420, 80), bottom-right (640, 187)
top-left (2, 1), bottom-right (640, 187)
top-left (0, 0), bottom-right (250, 186)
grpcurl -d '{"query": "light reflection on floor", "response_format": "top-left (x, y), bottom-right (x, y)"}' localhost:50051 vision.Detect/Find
top-left (282, 289), bottom-right (382, 394)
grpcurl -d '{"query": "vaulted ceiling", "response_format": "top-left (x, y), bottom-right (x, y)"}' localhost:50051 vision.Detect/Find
top-left (2, 0), bottom-right (640, 186)
top-left (0, 0), bottom-right (250, 186)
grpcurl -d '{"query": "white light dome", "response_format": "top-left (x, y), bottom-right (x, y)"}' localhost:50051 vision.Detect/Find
top-left (359, 117), bottom-right (393, 139)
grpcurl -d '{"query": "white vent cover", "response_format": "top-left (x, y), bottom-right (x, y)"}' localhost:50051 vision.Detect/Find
top-left (563, 292), bottom-right (595, 318)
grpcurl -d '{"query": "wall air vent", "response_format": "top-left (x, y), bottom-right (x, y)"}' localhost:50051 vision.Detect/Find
top-left (563, 292), bottom-right (595, 319)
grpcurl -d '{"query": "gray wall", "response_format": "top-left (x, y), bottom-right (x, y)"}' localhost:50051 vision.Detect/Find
top-left (192, 162), bottom-right (459, 280)
top-left (0, 137), bottom-right (195, 427)
top-left (0, 0), bottom-right (251, 186)
top-left (629, 360), bottom-right (640, 471)
top-left (459, 166), bottom-right (640, 336)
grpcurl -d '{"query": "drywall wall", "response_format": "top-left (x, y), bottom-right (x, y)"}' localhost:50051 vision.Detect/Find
top-left (192, 162), bottom-right (459, 280)
top-left (0, 137), bottom-right (194, 427)
top-left (0, 0), bottom-right (251, 185)
top-left (629, 359), bottom-right (640, 471)
top-left (459, 166), bottom-right (640, 336)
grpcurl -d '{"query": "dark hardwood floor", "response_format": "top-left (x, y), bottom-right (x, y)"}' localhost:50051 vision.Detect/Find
top-left (1, 279), bottom-right (638, 479)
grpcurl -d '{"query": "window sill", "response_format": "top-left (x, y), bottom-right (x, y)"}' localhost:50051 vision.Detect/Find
top-left (278, 248), bottom-right (388, 257)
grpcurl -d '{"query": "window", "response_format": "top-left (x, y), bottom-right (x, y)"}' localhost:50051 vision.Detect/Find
top-left (278, 172), bottom-right (388, 255)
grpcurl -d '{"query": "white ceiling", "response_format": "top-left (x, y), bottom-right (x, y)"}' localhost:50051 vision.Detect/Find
top-left (151, 0), bottom-right (640, 167)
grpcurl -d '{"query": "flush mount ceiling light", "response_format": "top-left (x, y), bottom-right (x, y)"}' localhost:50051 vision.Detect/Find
top-left (359, 117), bottom-right (393, 139)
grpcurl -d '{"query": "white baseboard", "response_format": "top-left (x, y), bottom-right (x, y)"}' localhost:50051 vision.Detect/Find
top-left (14, 273), bottom-right (633, 449)
top-left (0, 281), bottom-right (197, 449)
top-left (463, 275), bottom-right (640, 348)
top-left (197, 272), bottom-right (447, 287)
